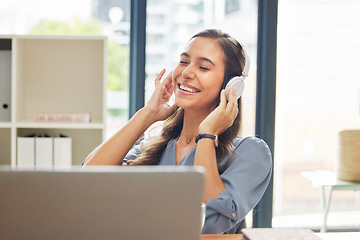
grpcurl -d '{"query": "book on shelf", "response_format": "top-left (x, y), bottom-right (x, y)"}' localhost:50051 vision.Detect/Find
top-left (34, 112), bottom-right (91, 123)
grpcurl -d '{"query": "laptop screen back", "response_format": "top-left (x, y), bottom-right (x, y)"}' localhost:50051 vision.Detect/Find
top-left (0, 166), bottom-right (205, 240)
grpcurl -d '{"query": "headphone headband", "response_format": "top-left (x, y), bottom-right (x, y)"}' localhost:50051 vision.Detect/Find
top-left (224, 43), bottom-right (250, 100)
top-left (241, 45), bottom-right (250, 78)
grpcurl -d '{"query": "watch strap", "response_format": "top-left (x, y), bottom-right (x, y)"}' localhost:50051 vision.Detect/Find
top-left (195, 134), bottom-right (218, 147)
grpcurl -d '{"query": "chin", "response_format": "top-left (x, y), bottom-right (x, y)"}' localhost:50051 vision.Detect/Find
top-left (174, 99), bottom-right (191, 110)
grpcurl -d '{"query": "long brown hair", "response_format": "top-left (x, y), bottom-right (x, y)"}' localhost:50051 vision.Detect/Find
top-left (124, 29), bottom-right (246, 167)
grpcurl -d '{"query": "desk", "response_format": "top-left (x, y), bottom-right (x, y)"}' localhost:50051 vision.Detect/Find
top-left (316, 232), bottom-right (360, 240)
top-left (302, 170), bottom-right (360, 232)
top-left (201, 232), bottom-right (360, 240)
top-left (201, 231), bottom-right (360, 240)
top-left (201, 234), bottom-right (244, 240)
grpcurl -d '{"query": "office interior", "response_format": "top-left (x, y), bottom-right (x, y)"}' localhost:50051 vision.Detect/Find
top-left (0, 0), bottom-right (359, 236)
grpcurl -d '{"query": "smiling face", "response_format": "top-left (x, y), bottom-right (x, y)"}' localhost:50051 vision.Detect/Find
top-left (172, 37), bottom-right (225, 114)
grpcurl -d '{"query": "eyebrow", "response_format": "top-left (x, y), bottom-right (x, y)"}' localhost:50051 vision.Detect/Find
top-left (180, 52), bottom-right (216, 66)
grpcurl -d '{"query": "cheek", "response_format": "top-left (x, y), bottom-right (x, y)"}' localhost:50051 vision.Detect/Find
top-left (172, 65), bottom-right (182, 78)
top-left (172, 68), bottom-right (180, 90)
top-left (202, 75), bottom-right (224, 92)
top-left (172, 65), bottom-right (183, 82)
top-left (204, 76), bottom-right (224, 102)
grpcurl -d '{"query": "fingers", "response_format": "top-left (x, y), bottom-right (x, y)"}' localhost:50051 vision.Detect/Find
top-left (220, 88), bottom-right (237, 108)
top-left (152, 69), bottom-right (174, 107)
top-left (221, 88), bottom-right (238, 119)
top-left (219, 89), bottom-right (227, 107)
top-left (199, 89), bottom-right (239, 135)
top-left (155, 69), bottom-right (174, 94)
top-left (163, 71), bottom-right (174, 94)
top-left (227, 88), bottom-right (239, 116)
top-left (155, 68), bottom-right (166, 87)
top-left (161, 87), bottom-right (172, 100)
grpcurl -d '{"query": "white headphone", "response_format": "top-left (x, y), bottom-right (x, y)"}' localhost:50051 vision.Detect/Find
top-left (225, 46), bottom-right (250, 100)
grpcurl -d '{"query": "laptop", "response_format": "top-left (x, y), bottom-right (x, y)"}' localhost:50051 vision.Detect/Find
top-left (241, 228), bottom-right (321, 240)
top-left (0, 166), bottom-right (205, 240)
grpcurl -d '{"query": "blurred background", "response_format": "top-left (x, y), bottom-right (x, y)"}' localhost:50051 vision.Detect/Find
top-left (1, 0), bottom-right (359, 231)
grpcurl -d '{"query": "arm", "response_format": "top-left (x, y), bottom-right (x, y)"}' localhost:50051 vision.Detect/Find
top-left (196, 90), bottom-right (272, 234)
top-left (83, 108), bottom-right (154, 165)
top-left (203, 137), bottom-right (273, 234)
top-left (83, 69), bottom-right (176, 166)
top-left (195, 89), bottom-right (239, 202)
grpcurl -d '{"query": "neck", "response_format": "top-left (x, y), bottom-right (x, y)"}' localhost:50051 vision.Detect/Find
top-left (179, 109), bottom-right (209, 143)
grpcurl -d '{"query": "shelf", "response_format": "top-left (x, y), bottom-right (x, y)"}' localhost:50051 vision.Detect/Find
top-left (17, 128), bottom-right (103, 166)
top-left (14, 37), bottom-right (106, 123)
top-left (0, 122), bottom-right (12, 128)
top-left (0, 35), bottom-right (107, 167)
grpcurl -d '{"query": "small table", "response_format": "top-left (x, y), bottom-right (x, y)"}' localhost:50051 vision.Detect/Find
top-left (302, 170), bottom-right (360, 232)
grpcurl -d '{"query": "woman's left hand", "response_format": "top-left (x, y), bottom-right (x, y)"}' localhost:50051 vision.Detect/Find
top-left (198, 89), bottom-right (239, 135)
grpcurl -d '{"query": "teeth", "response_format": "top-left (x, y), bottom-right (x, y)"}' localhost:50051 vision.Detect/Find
top-left (179, 84), bottom-right (198, 93)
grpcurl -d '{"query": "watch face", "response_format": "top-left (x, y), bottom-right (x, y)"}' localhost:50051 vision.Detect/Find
top-left (214, 135), bottom-right (218, 147)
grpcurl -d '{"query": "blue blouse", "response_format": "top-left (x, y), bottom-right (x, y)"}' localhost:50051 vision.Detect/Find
top-left (123, 136), bottom-right (272, 234)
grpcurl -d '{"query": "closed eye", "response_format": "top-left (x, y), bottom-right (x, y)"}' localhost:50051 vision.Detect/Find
top-left (199, 66), bottom-right (209, 71)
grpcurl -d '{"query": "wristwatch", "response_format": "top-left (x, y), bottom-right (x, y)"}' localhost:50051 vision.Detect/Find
top-left (195, 134), bottom-right (218, 147)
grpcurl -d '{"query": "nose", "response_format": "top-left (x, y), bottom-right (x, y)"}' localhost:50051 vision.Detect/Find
top-left (182, 64), bottom-right (196, 80)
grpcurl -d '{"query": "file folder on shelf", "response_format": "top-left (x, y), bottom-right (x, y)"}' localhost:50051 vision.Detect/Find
top-left (35, 137), bottom-right (53, 168)
top-left (17, 137), bottom-right (35, 168)
top-left (54, 137), bottom-right (72, 167)
top-left (0, 50), bottom-right (11, 122)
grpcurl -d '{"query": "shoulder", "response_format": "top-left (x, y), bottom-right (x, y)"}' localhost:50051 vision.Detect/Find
top-left (233, 136), bottom-right (271, 155)
top-left (229, 136), bottom-right (272, 170)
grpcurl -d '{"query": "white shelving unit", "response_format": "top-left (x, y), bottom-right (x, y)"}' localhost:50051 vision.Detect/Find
top-left (0, 35), bottom-right (107, 167)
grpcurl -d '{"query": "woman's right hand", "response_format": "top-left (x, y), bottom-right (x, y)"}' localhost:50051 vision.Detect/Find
top-left (143, 69), bottom-right (176, 122)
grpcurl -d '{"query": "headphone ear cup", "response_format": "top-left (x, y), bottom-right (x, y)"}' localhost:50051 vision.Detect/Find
top-left (225, 76), bottom-right (245, 100)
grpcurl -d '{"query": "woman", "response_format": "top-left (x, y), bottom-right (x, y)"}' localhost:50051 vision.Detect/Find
top-left (83, 29), bottom-right (272, 234)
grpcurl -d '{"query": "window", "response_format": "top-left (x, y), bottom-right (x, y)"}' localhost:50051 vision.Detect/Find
top-left (145, 0), bottom-right (258, 139)
top-left (274, 0), bottom-right (360, 230)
